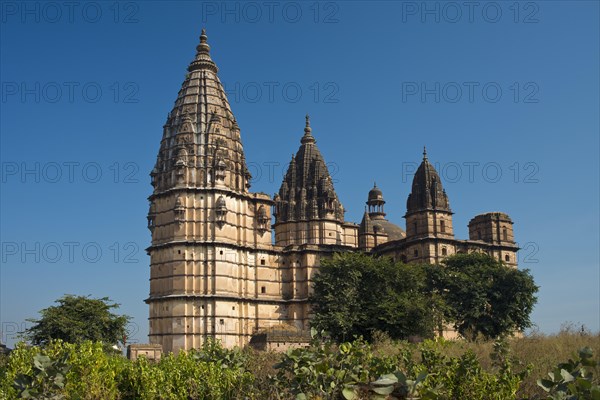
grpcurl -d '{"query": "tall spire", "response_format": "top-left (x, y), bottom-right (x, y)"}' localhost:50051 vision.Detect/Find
top-left (151, 29), bottom-right (250, 193)
top-left (188, 28), bottom-right (218, 73)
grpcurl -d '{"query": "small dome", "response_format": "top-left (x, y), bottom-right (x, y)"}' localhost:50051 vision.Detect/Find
top-left (368, 183), bottom-right (384, 202)
top-left (374, 220), bottom-right (406, 240)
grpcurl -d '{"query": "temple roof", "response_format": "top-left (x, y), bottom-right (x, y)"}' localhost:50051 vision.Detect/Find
top-left (152, 29), bottom-right (250, 193)
top-left (372, 218), bottom-right (406, 240)
top-left (360, 208), bottom-right (373, 233)
top-left (274, 116), bottom-right (344, 223)
top-left (406, 147), bottom-right (451, 215)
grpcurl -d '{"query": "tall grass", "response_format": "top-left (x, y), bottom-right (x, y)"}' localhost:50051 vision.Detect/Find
top-left (366, 324), bottom-right (600, 399)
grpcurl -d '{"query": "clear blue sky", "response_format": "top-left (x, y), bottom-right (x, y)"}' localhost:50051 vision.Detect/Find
top-left (1, 1), bottom-right (598, 347)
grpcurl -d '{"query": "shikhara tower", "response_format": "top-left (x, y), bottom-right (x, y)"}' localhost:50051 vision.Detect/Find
top-left (147, 30), bottom-right (519, 353)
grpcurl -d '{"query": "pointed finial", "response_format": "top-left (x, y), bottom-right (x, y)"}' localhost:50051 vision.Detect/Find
top-left (189, 28), bottom-right (218, 72)
top-left (373, 181), bottom-right (377, 188)
top-left (304, 114), bottom-right (312, 134)
top-left (301, 114), bottom-right (315, 144)
top-left (198, 28), bottom-right (209, 49)
top-left (423, 146), bottom-right (428, 160)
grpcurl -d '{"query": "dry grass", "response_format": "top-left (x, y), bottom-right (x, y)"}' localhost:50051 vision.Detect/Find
top-left (243, 327), bottom-right (599, 399)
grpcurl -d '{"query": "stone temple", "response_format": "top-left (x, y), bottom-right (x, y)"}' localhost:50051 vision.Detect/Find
top-left (146, 30), bottom-right (519, 353)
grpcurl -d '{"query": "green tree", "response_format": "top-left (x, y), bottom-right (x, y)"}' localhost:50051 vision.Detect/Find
top-left (22, 295), bottom-right (131, 347)
top-left (440, 253), bottom-right (538, 340)
top-left (310, 253), bottom-right (438, 341)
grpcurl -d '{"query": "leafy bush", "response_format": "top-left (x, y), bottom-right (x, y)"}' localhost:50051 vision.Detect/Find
top-left (537, 346), bottom-right (600, 399)
top-left (0, 340), bottom-right (255, 400)
top-left (0, 332), bottom-right (598, 399)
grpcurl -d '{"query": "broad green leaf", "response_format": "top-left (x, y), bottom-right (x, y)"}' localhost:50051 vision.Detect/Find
top-left (372, 385), bottom-right (395, 395)
top-left (560, 369), bottom-right (575, 383)
top-left (373, 374), bottom-right (398, 386)
top-left (342, 387), bottom-right (358, 400)
top-left (537, 378), bottom-right (553, 392)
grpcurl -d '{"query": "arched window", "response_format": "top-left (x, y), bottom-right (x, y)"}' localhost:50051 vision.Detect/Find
top-left (505, 254), bottom-right (510, 262)
top-left (441, 247), bottom-right (447, 256)
top-left (503, 227), bottom-right (508, 241)
top-left (414, 249), bottom-right (419, 257)
top-left (440, 220), bottom-right (446, 233)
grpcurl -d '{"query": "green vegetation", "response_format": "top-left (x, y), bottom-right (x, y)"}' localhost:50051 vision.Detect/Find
top-left (1, 257), bottom-right (588, 399)
top-left (1, 330), bottom-right (598, 399)
top-left (310, 253), bottom-right (538, 342)
top-left (441, 253), bottom-right (538, 340)
top-left (22, 295), bottom-right (131, 348)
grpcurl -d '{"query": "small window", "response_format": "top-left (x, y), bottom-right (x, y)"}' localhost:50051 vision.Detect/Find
top-left (442, 247), bottom-right (447, 256)
top-left (178, 250), bottom-right (181, 254)
top-left (232, 306), bottom-right (235, 310)
top-left (219, 250), bottom-right (223, 255)
top-left (440, 220), bottom-right (446, 233)
top-left (505, 254), bottom-right (510, 262)
top-left (261, 259), bottom-right (266, 265)
top-left (261, 286), bottom-right (266, 294)
top-left (413, 222), bottom-right (417, 232)
top-left (219, 319), bottom-right (224, 325)
top-left (477, 231), bottom-right (482, 240)
top-left (414, 249), bottom-right (419, 257)
top-left (503, 228), bottom-right (508, 241)
top-left (328, 232), bottom-right (332, 236)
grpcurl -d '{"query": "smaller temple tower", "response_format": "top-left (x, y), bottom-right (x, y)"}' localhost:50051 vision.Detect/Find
top-left (468, 212), bottom-right (518, 266)
top-left (403, 148), bottom-right (455, 263)
top-left (359, 184), bottom-right (405, 251)
top-left (273, 115), bottom-right (355, 247)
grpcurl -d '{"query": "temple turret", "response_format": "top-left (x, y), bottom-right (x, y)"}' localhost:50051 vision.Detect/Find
top-left (359, 184), bottom-right (405, 251)
top-left (147, 30), bottom-right (276, 353)
top-left (151, 29), bottom-right (251, 193)
top-left (273, 116), bottom-right (354, 246)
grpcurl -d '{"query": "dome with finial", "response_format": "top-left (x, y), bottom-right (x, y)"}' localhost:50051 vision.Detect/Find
top-left (368, 182), bottom-right (384, 202)
top-left (362, 183), bottom-right (406, 240)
